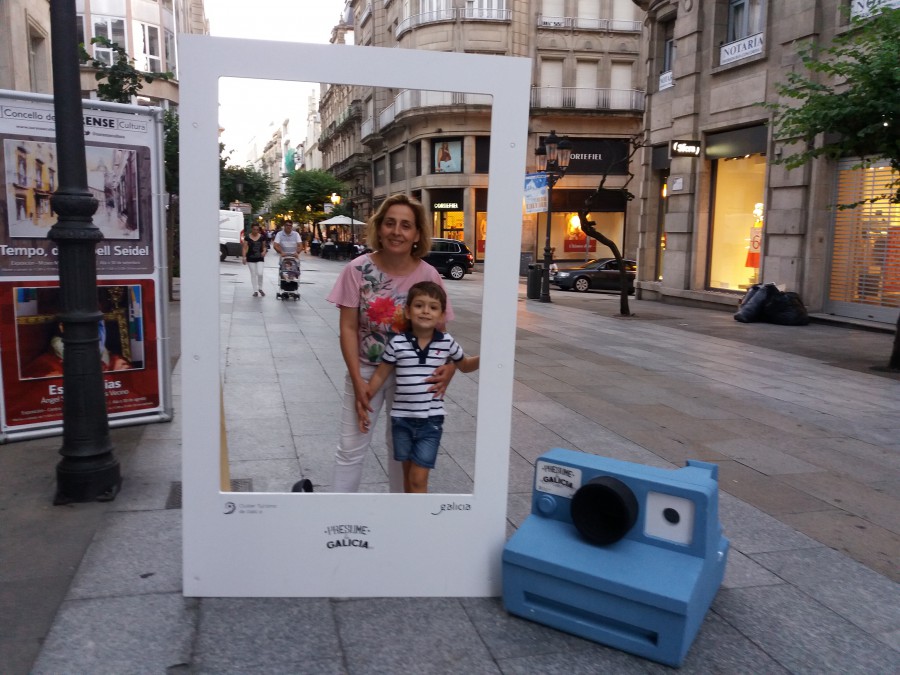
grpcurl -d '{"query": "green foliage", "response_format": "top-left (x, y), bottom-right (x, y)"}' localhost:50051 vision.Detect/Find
top-left (163, 110), bottom-right (179, 195)
top-left (79, 37), bottom-right (172, 104)
top-left (766, 6), bottom-right (900, 205)
top-left (220, 162), bottom-right (275, 213)
top-left (282, 169), bottom-right (346, 215)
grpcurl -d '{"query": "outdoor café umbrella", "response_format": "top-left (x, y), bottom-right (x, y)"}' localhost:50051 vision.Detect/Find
top-left (320, 214), bottom-right (366, 241)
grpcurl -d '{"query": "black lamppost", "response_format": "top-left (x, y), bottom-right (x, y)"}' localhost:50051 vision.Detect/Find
top-left (535, 130), bottom-right (573, 303)
top-left (48, 1), bottom-right (120, 504)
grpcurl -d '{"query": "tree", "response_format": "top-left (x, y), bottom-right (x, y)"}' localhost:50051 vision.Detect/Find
top-left (163, 111), bottom-right (180, 283)
top-left (576, 133), bottom-right (645, 317)
top-left (79, 37), bottom-right (171, 104)
top-left (220, 163), bottom-right (274, 213)
top-left (766, 5), bottom-right (899, 205)
top-left (766, 4), bottom-right (900, 370)
top-left (282, 169), bottom-right (346, 238)
top-left (283, 169), bottom-right (345, 212)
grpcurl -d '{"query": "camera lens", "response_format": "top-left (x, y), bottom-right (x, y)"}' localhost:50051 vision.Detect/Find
top-left (570, 476), bottom-right (638, 546)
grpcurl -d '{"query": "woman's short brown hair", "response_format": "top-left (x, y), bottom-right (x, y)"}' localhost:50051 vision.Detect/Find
top-left (365, 194), bottom-right (432, 260)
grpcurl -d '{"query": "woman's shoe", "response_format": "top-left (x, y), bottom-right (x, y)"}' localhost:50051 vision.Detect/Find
top-left (253, 292), bottom-right (259, 297)
top-left (259, 290), bottom-right (266, 297)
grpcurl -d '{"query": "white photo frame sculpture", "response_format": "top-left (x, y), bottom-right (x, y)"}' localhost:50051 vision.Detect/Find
top-left (180, 36), bottom-right (531, 597)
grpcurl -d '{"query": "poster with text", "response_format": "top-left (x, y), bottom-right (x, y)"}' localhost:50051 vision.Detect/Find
top-left (0, 96), bottom-right (158, 277)
top-left (0, 279), bottom-right (162, 432)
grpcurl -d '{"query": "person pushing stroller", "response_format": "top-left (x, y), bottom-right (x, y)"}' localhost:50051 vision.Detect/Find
top-left (274, 221), bottom-right (303, 301)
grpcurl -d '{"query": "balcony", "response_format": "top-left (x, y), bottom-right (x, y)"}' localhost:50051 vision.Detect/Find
top-left (460, 7), bottom-right (511, 21)
top-left (537, 15), bottom-right (641, 32)
top-left (530, 86), bottom-right (645, 112)
top-left (359, 2), bottom-right (373, 24)
top-left (377, 89), bottom-right (492, 132)
top-left (397, 8), bottom-right (455, 38)
top-left (397, 6), bottom-right (511, 38)
top-left (361, 116), bottom-right (375, 139)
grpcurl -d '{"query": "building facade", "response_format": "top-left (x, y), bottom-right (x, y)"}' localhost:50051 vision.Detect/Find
top-left (631, 0), bottom-right (899, 326)
top-left (320, 0), bottom-right (647, 264)
top-left (0, 0), bottom-right (208, 108)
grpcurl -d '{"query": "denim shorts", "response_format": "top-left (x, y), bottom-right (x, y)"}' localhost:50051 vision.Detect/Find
top-left (391, 416), bottom-right (444, 469)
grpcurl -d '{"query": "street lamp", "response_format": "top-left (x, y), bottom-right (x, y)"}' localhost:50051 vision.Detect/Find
top-left (48, 1), bottom-right (120, 503)
top-left (535, 130), bottom-right (573, 303)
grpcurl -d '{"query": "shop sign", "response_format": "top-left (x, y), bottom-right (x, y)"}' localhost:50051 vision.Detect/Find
top-left (720, 33), bottom-right (765, 66)
top-left (433, 202), bottom-right (459, 210)
top-left (670, 140), bottom-right (701, 158)
top-left (563, 138), bottom-right (630, 176)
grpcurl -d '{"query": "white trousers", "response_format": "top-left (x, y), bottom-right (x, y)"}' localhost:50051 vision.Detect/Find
top-left (332, 363), bottom-right (403, 493)
top-left (247, 261), bottom-right (264, 292)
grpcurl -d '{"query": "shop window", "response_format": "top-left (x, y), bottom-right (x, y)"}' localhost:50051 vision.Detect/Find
top-left (829, 161), bottom-right (900, 314)
top-left (708, 154), bottom-right (766, 291)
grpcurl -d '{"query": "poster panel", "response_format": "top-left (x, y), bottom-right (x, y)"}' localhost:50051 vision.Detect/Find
top-left (180, 37), bottom-right (530, 597)
top-left (0, 279), bottom-right (163, 432)
top-left (0, 98), bottom-right (156, 276)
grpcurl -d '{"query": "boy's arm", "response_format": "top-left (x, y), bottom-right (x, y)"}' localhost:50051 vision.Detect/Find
top-left (368, 361), bottom-right (393, 394)
top-left (456, 354), bottom-right (480, 373)
top-left (357, 361), bottom-right (394, 433)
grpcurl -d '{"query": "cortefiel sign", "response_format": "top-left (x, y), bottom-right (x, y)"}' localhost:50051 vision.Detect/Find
top-left (669, 139), bottom-right (702, 158)
top-left (179, 37), bottom-right (531, 597)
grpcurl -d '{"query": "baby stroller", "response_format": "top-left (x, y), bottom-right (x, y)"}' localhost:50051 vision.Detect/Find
top-left (276, 256), bottom-right (300, 300)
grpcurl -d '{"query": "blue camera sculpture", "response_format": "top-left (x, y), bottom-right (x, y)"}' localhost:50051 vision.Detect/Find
top-left (503, 448), bottom-right (729, 668)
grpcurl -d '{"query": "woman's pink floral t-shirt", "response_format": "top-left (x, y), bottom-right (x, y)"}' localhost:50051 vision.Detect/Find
top-left (327, 254), bottom-right (454, 365)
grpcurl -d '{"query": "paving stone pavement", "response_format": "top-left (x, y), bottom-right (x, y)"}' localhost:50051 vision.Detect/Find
top-left (3, 255), bottom-right (898, 674)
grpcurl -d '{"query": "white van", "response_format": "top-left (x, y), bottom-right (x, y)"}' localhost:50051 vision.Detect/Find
top-left (219, 210), bottom-right (246, 261)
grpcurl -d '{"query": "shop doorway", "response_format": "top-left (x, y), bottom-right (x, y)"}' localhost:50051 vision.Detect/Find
top-left (434, 210), bottom-right (464, 240)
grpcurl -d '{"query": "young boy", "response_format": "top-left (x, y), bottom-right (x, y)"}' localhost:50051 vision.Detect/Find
top-left (357, 281), bottom-right (479, 493)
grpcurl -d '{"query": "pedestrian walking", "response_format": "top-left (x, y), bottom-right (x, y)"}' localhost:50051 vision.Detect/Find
top-left (242, 223), bottom-right (268, 297)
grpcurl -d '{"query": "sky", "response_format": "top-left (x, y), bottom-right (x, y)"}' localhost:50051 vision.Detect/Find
top-left (202, 0), bottom-right (349, 164)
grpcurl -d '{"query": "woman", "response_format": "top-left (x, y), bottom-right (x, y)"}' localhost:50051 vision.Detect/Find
top-left (326, 194), bottom-right (455, 492)
top-left (242, 223), bottom-right (268, 297)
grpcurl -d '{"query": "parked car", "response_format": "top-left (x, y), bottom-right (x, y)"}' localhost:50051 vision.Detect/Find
top-left (423, 238), bottom-right (475, 280)
top-left (551, 258), bottom-right (637, 293)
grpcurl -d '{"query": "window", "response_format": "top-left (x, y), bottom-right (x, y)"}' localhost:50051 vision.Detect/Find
top-left (726, 0), bottom-right (761, 42)
top-left (75, 15), bottom-right (86, 50)
top-left (28, 27), bottom-right (50, 93)
top-left (390, 148), bottom-right (405, 182)
top-left (708, 154), bottom-right (767, 291)
top-left (662, 22), bottom-right (676, 72)
top-left (374, 157), bottom-right (387, 187)
top-left (659, 21), bottom-right (675, 90)
top-left (92, 16), bottom-right (127, 65)
top-left (164, 29), bottom-right (177, 78)
top-left (719, 0), bottom-right (765, 65)
top-left (134, 22), bottom-right (162, 73)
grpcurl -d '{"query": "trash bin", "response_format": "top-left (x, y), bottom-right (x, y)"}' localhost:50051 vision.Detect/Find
top-left (527, 264), bottom-right (543, 300)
